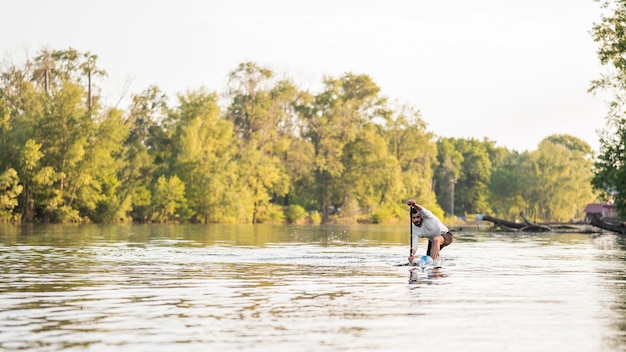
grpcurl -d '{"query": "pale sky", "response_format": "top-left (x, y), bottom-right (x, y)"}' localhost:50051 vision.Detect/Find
top-left (1, 0), bottom-right (610, 152)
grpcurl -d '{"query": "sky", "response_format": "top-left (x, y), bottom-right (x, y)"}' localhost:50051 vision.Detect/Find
top-left (0, 0), bottom-right (611, 153)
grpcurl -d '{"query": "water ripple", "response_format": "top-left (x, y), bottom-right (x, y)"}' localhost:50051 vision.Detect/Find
top-left (1, 228), bottom-right (626, 351)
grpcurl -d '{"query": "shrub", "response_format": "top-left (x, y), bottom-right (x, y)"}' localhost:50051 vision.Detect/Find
top-left (286, 204), bottom-right (308, 224)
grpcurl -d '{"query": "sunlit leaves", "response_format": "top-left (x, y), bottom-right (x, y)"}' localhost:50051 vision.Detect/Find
top-left (297, 73), bottom-right (390, 221)
top-left (151, 175), bottom-right (188, 223)
top-left (0, 168), bottom-right (22, 222)
top-left (225, 63), bottom-right (299, 223)
top-left (0, 47), bottom-right (604, 223)
top-left (590, 0), bottom-right (626, 217)
top-left (171, 89), bottom-right (238, 223)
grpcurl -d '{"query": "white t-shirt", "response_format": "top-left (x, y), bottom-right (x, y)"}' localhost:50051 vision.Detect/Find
top-left (411, 207), bottom-right (449, 252)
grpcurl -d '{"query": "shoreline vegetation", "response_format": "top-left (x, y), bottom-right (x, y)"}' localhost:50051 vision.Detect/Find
top-left (0, 48), bottom-right (600, 225)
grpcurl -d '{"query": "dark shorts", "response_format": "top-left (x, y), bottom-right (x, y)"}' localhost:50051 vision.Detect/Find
top-left (427, 232), bottom-right (454, 255)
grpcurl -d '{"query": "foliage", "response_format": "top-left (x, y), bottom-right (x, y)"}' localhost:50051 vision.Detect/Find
top-left (434, 138), bottom-right (491, 216)
top-left (371, 203), bottom-right (406, 224)
top-left (309, 211), bottom-right (322, 225)
top-left (0, 47), bottom-right (604, 224)
top-left (384, 104), bottom-right (439, 211)
top-left (433, 135), bottom-right (596, 222)
top-left (254, 203), bottom-right (286, 224)
top-left (151, 175), bottom-right (188, 223)
top-left (525, 136), bottom-right (596, 222)
top-left (224, 62), bottom-right (296, 223)
top-left (0, 168), bottom-right (22, 222)
top-left (170, 88), bottom-right (238, 223)
top-left (296, 73), bottom-right (391, 222)
top-left (285, 204), bottom-right (308, 224)
top-left (489, 150), bottom-right (528, 220)
top-left (590, 0), bottom-right (626, 217)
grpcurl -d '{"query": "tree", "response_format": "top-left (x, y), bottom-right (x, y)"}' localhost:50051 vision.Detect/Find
top-left (151, 175), bottom-right (188, 223)
top-left (525, 136), bottom-right (596, 222)
top-left (39, 82), bottom-right (94, 222)
top-left (590, 0), bottom-right (626, 217)
top-left (434, 138), bottom-right (491, 217)
top-left (170, 88), bottom-right (239, 223)
top-left (0, 69), bottom-right (46, 174)
top-left (0, 87), bottom-right (17, 171)
top-left (297, 73), bottom-right (388, 222)
top-left (0, 168), bottom-right (22, 222)
top-left (342, 124), bottom-right (403, 220)
top-left (434, 138), bottom-right (463, 217)
top-left (488, 150), bottom-right (529, 220)
top-left (33, 48), bottom-right (107, 109)
top-left (127, 85), bottom-right (169, 147)
top-left (592, 125), bottom-right (626, 214)
top-left (224, 62), bottom-right (298, 223)
top-left (386, 104), bottom-right (441, 217)
top-left (87, 108), bottom-right (132, 222)
top-left (18, 139), bottom-right (63, 222)
top-left (121, 85), bottom-right (170, 222)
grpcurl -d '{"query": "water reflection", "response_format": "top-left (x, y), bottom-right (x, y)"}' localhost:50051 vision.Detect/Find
top-left (596, 235), bottom-right (626, 349)
top-left (0, 224), bottom-right (625, 351)
top-left (408, 266), bottom-right (448, 285)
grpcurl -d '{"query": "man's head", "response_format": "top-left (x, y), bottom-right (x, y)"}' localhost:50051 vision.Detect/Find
top-left (411, 208), bottom-right (423, 227)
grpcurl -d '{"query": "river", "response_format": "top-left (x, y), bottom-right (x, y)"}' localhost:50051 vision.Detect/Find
top-left (0, 224), bottom-right (625, 351)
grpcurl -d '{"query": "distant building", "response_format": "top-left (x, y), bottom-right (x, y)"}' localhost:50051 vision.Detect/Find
top-left (584, 203), bottom-right (618, 221)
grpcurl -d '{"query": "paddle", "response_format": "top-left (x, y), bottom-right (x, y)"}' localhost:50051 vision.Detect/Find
top-left (396, 206), bottom-right (415, 266)
top-left (409, 206), bottom-right (413, 261)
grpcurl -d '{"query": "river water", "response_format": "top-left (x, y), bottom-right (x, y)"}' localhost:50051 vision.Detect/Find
top-left (0, 224), bottom-right (625, 351)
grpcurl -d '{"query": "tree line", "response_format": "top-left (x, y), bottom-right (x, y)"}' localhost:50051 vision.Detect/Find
top-left (0, 48), bottom-right (598, 224)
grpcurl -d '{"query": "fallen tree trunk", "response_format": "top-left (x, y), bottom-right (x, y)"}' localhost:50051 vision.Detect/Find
top-left (519, 212), bottom-right (552, 232)
top-left (589, 213), bottom-right (626, 235)
top-left (477, 213), bottom-right (552, 232)
top-left (476, 214), bottom-right (525, 231)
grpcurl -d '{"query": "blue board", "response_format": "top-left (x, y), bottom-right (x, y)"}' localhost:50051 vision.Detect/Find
top-left (396, 255), bottom-right (437, 268)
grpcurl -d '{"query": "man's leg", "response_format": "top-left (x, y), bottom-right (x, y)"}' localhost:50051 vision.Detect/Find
top-left (429, 235), bottom-right (444, 259)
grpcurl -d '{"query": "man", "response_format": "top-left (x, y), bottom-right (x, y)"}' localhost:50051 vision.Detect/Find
top-left (406, 199), bottom-right (453, 264)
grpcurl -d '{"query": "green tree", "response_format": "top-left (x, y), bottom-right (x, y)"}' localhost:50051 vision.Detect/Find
top-left (87, 108), bottom-right (132, 222)
top-left (0, 94), bottom-right (12, 168)
top-left (297, 73), bottom-right (388, 222)
top-left (170, 88), bottom-right (239, 223)
top-left (38, 82), bottom-right (93, 222)
top-left (120, 85), bottom-right (170, 222)
top-left (342, 124), bottom-right (403, 221)
top-left (384, 104), bottom-right (440, 218)
top-left (18, 139), bottom-right (44, 221)
top-left (458, 140), bottom-right (492, 215)
top-left (590, 0), bottom-right (626, 217)
top-left (151, 175), bottom-right (188, 223)
top-left (4, 68), bottom-right (89, 222)
top-left (526, 136), bottom-right (596, 222)
top-left (435, 138), bottom-right (491, 216)
top-left (18, 139), bottom-right (63, 222)
top-left (0, 168), bottom-right (23, 222)
top-left (4, 47), bottom-right (117, 222)
top-left (33, 48), bottom-right (107, 110)
top-left (488, 150), bottom-right (529, 220)
top-left (434, 138), bottom-right (463, 217)
top-left (225, 62), bottom-right (298, 223)
top-left (127, 85), bottom-right (169, 148)
top-left (0, 71), bottom-right (47, 175)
